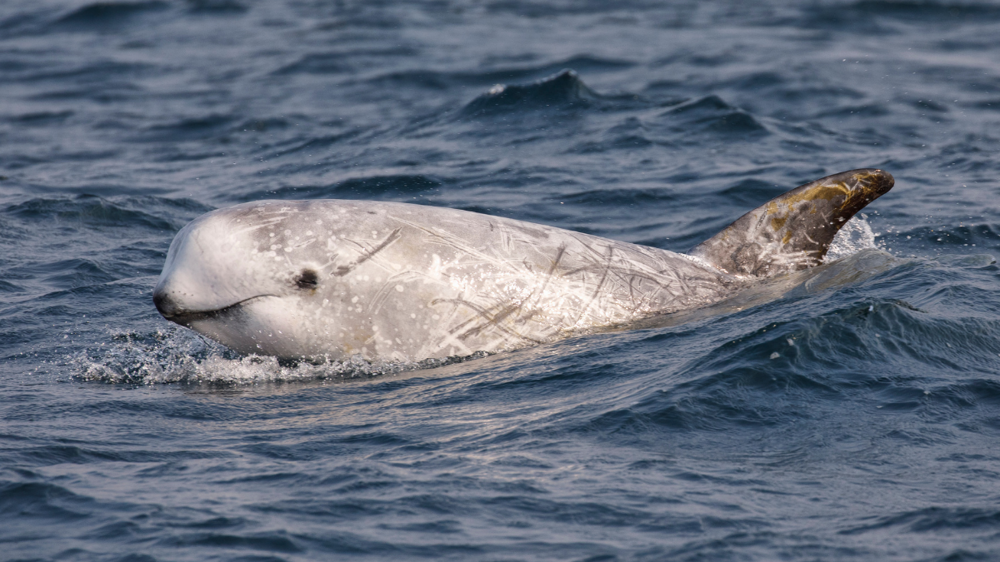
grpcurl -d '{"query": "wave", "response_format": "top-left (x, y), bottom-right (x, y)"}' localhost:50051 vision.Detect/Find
top-left (265, 130), bottom-right (364, 159)
top-left (53, 1), bottom-right (170, 29)
top-left (185, 0), bottom-right (247, 14)
top-left (272, 53), bottom-right (354, 76)
top-left (0, 480), bottom-right (94, 522)
top-left (14, 59), bottom-right (155, 85)
top-left (6, 110), bottom-right (74, 125)
top-left (240, 174), bottom-right (448, 201)
top-left (801, 1), bottom-right (1000, 29)
top-left (461, 70), bottom-right (601, 116)
top-left (581, 299), bottom-right (1000, 437)
top-left (660, 95), bottom-right (769, 137)
top-left (3, 194), bottom-right (209, 231)
top-left (0, 195), bottom-right (211, 301)
top-left (369, 55), bottom-right (635, 90)
top-left (842, 506), bottom-right (1000, 535)
top-left (141, 113), bottom-right (238, 142)
top-left (552, 187), bottom-right (679, 207)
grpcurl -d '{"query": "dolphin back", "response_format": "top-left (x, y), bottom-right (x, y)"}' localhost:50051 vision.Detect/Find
top-left (689, 169), bottom-right (894, 277)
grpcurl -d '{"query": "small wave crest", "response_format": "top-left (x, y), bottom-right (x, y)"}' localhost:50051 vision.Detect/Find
top-left (661, 95), bottom-right (769, 136)
top-left (72, 327), bottom-right (447, 385)
top-left (461, 69), bottom-right (599, 116)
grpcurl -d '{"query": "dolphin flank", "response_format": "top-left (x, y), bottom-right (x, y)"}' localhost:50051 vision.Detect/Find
top-left (153, 169), bottom-right (893, 363)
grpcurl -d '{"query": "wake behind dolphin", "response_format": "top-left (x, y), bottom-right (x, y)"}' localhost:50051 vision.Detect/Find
top-left (153, 169), bottom-right (893, 363)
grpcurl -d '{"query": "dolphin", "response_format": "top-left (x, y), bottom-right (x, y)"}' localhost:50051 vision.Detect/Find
top-left (153, 169), bottom-right (893, 363)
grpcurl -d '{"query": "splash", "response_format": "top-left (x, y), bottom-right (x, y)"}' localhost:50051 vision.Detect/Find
top-left (826, 215), bottom-right (878, 261)
top-left (73, 327), bottom-right (439, 385)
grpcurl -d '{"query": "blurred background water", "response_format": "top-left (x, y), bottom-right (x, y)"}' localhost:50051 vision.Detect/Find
top-left (3, 1), bottom-right (1000, 560)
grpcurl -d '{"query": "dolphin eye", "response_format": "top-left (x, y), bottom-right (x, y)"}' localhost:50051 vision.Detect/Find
top-left (294, 269), bottom-right (318, 289)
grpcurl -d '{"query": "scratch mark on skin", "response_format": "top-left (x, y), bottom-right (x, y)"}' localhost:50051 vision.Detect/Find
top-left (393, 218), bottom-right (525, 272)
top-left (433, 297), bottom-right (546, 345)
top-left (573, 244), bottom-right (614, 327)
top-left (334, 228), bottom-right (402, 277)
top-left (624, 273), bottom-right (664, 313)
top-left (460, 303), bottom-right (526, 340)
top-left (520, 244), bottom-right (567, 317)
top-left (427, 322), bottom-right (476, 357)
top-left (497, 221), bottom-right (514, 254)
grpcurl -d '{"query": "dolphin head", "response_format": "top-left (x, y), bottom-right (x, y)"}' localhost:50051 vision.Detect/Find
top-left (153, 201), bottom-right (331, 358)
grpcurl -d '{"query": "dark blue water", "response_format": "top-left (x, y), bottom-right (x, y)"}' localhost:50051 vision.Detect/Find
top-left (4, 1), bottom-right (1000, 560)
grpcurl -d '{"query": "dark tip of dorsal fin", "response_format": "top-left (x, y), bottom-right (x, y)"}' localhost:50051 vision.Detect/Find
top-left (689, 168), bottom-right (894, 278)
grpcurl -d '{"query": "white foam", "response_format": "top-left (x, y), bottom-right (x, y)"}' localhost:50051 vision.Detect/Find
top-left (74, 327), bottom-right (419, 385)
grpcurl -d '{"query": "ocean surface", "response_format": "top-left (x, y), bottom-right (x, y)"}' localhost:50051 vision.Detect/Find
top-left (3, 1), bottom-right (1000, 560)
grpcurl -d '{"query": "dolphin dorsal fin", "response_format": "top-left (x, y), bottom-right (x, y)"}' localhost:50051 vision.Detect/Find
top-left (689, 168), bottom-right (894, 277)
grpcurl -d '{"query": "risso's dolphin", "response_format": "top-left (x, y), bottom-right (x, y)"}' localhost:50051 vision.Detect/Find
top-left (153, 169), bottom-right (893, 363)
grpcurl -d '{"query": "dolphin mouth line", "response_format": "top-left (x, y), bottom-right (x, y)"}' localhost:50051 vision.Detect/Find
top-left (160, 294), bottom-right (277, 325)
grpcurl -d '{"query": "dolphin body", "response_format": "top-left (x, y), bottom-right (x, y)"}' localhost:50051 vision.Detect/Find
top-left (153, 169), bottom-right (893, 363)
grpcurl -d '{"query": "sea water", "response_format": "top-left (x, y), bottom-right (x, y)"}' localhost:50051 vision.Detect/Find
top-left (3, 1), bottom-right (1000, 560)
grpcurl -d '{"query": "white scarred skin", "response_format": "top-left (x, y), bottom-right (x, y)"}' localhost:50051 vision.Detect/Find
top-left (154, 200), bottom-right (742, 362)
